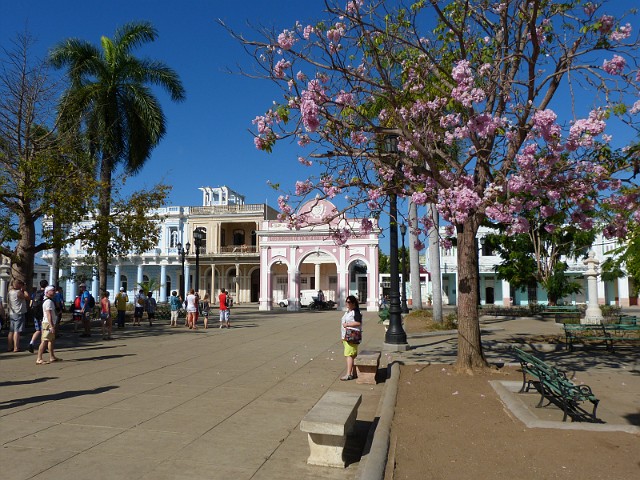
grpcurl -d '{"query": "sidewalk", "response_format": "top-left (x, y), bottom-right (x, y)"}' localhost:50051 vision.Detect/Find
top-left (0, 307), bottom-right (387, 480)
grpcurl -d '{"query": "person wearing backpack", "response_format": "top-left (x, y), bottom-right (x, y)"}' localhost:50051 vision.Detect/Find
top-left (79, 283), bottom-right (92, 337)
top-left (28, 280), bottom-right (49, 353)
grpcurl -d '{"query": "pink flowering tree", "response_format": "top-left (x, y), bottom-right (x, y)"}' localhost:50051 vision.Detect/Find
top-left (224, 0), bottom-right (640, 371)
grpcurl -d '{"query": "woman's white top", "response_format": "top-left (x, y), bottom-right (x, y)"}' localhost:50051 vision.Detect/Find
top-left (186, 294), bottom-right (198, 312)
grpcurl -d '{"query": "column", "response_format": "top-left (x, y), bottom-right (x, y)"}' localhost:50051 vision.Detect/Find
top-left (49, 265), bottom-right (54, 284)
top-left (136, 264), bottom-right (143, 289)
top-left (618, 276), bottom-right (630, 307)
top-left (91, 272), bottom-right (98, 298)
top-left (235, 262), bottom-right (240, 303)
top-left (502, 279), bottom-right (511, 306)
top-left (70, 265), bottom-right (77, 301)
top-left (114, 264), bottom-right (121, 293)
top-left (214, 263), bottom-right (218, 304)
top-left (184, 265), bottom-right (191, 293)
top-left (368, 244), bottom-right (379, 311)
top-left (583, 251), bottom-right (604, 324)
top-left (338, 246), bottom-right (348, 310)
top-left (259, 246), bottom-right (271, 311)
top-left (314, 262), bottom-right (321, 291)
top-left (160, 264), bottom-right (167, 302)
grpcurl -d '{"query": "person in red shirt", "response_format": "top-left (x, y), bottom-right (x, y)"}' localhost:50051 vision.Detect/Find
top-left (218, 288), bottom-right (230, 329)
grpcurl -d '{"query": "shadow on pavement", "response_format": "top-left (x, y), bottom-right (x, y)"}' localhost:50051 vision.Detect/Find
top-left (0, 385), bottom-right (119, 410)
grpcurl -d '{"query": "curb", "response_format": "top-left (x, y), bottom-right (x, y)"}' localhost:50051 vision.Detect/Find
top-left (356, 361), bottom-right (401, 480)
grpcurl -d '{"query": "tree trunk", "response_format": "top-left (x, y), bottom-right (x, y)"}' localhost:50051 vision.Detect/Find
top-left (429, 204), bottom-right (443, 323)
top-left (408, 201), bottom-right (423, 310)
top-left (455, 218), bottom-right (488, 372)
top-left (97, 156), bottom-right (113, 294)
top-left (11, 212), bottom-right (36, 287)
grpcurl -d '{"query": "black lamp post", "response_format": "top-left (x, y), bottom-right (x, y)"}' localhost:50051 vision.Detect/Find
top-left (382, 135), bottom-right (409, 350)
top-left (400, 223), bottom-right (410, 314)
top-left (177, 241), bottom-right (190, 299)
top-left (193, 227), bottom-right (204, 293)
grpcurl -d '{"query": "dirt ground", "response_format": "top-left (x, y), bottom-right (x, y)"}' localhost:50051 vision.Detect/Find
top-left (388, 364), bottom-right (640, 480)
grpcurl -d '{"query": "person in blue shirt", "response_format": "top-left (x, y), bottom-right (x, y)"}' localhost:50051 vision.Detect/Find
top-left (79, 284), bottom-right (92, 337)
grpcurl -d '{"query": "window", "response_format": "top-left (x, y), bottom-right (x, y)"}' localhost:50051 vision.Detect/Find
top-left (169, 228), bottom-right (179, 248)
top-left (120, 275), bottom-right (128, 292)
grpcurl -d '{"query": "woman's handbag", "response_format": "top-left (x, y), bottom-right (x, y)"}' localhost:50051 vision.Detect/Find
top-left (344, 328), bottom-right (362, 344)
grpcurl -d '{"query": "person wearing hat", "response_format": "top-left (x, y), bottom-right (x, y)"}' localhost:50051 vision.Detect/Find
top-left (36, 285), bottom-right (61, 364)
top-left (114, 287), bottom-right (129, 328)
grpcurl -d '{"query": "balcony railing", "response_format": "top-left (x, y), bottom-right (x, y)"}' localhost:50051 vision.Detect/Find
top-left (220, 245), bottom-right (258, 254)
top-left (189, 204), bottom-right (266, 215)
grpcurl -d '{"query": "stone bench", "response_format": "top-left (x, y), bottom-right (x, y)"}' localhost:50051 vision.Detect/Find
top-left (299, 391), bottom-right (362, 468)
top-left (355, 350), bottom-right (381, 385)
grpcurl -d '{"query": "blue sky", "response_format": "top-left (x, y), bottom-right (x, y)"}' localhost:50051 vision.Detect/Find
top-left (0, 0), bottom-right (325, 208)
top-left (2, 1), bottom-right (639, 256)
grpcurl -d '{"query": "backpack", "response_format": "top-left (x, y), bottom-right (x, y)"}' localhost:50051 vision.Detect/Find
top-left (32, 290), bottom-right (45, 319)
top-left (74, 295), bottom-right (82, 310)
top-left (225, 295), bottom-right (232, 308)
top-left (87, 293), bottom-right (96, 309)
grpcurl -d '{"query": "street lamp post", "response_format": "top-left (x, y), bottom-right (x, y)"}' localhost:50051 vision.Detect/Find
top-left (177, 241), bottom-right (190, 299)
top-left (382, 135), bottom-right (409, 351)
top-left (193, 227), bottom-right (204, 294)
top-left (400, 223), bottom-right (410, 314)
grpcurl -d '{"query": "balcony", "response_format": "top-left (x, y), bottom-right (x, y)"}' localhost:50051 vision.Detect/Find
top-left (220, 245), bottom-right (258, 254)
top-left (189, 204), bottom-right (266, 216)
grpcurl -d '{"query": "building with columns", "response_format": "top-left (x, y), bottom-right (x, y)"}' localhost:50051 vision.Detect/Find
top-left (257, 199), bottom-right (380, 311)
top-left (38, 189), bottom-right (381, 310)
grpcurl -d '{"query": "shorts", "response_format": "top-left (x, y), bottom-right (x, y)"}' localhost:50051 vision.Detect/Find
top-left (147, 312), bottom-right (155, 319)
top-left (33, 318), bottom-right (42, 331)
top-left (42, 322), bottom-right (55, 341)
top-left (134, 306), bottom-right (144, 317)
top-left (9, 313), bottom-right (25, 333)
top-left (219, 310), bottom-right (229, 322)
top-left (343, 340), bottom-right (358, 357)
top-left (100, 312), bottom-right (110, 320)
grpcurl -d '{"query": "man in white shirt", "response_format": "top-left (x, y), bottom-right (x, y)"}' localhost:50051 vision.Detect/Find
top-left (36, 286), bottom-right (61, 365)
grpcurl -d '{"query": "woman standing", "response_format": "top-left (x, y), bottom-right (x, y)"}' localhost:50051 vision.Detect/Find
top-left (201, 293), bottom-right (210, 329)
top-left (186, 289), bottom-right (198, 329)
top-left (100, 291), bottom-right (112, 340)
top-left (340, 295), bottom-right (362, 381)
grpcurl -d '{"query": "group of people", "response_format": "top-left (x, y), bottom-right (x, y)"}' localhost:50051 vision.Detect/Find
top-left (168, 287), bottom-right (233, 330)
top-left (2, 279), bottom-right (64, 365)
top-left (4, 278), bottom-right (363, 376)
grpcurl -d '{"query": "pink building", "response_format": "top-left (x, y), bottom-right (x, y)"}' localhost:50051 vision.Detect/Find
top-left (258, 199), bottom-right (380, 311)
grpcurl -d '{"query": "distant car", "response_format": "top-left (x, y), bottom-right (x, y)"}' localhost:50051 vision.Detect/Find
top-left (278, 299), bottom-right (289, 307)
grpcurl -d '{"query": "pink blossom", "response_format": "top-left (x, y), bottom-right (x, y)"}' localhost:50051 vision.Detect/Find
top-left (331, 228), bottom-right (351, 245)
top-left (598, 15), bottom-right (614, 35)
top-left (346, 0), bottom-right (363, 14)
top-left (274, 59), bottom-right (291, 79)
top-left (303, 25), bottom-right (314, 40)
top-left (603, 55), bottom-right (626, 75)
top-left (533, 109), bottom-right (561, 142)
top-left (254, 136), bottom-right (266, 150)
top-left (335, 90), bottom-right (355, 106)
top-left (277, 30), bottom-right (297, 50)
top-left (295, 180), bottom-right (313, 195)
top-left (360, 218), bottom-right (373, 234)
top-left (350, 131), bottom-right (367, 145)
top-left (583, 3), bottom-right (596, 16)
top-left (296, 71), bottom-right (307, 82)
top-left (297, 156), bottom-right (312, 166)
top-left (630, 100), bottom-right (640, 115)
top-left (610, 23), bottom-right (632, 41)
top-left (297, 135), bottom-right (311, 147)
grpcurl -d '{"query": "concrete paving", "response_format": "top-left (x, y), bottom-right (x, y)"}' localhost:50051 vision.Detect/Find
top-left (1, 307), bottom-right (389, 480)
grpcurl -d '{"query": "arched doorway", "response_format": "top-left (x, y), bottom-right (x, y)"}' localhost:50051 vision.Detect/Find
top-left (348, 259), bottom-right (368, 303)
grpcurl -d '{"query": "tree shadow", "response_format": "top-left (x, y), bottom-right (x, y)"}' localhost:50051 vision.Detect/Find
top-left (0, 377), bottom-right (58, 387)
top-left (72, 354), bottom-right (136, 362)
top-left (0, 385), bottom-right (119, 410)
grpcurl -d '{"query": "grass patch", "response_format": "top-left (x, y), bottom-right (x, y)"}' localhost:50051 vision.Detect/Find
top-left (403, 309), bottom-right (458, 334)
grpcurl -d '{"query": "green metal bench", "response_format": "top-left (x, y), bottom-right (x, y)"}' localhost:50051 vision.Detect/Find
top-left (602, 316), bottom-right (640, 344)
top-left (512, 347), bottom-right (600, 422)
top-left (563, 323), bottom-right (613, 352)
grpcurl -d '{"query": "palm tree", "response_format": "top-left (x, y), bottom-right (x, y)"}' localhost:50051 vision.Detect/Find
top-left (50, 22), bottom-right (185, 293)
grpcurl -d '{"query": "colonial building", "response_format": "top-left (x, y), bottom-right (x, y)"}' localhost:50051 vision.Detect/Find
top-left (38, 188), bottom-right (381, 311)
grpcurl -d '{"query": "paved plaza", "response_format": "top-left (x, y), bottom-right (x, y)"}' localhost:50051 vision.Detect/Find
top-left (1, 307), bottom-right (387, 480)
top-left (2, 306), bottom-right (639, 480)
